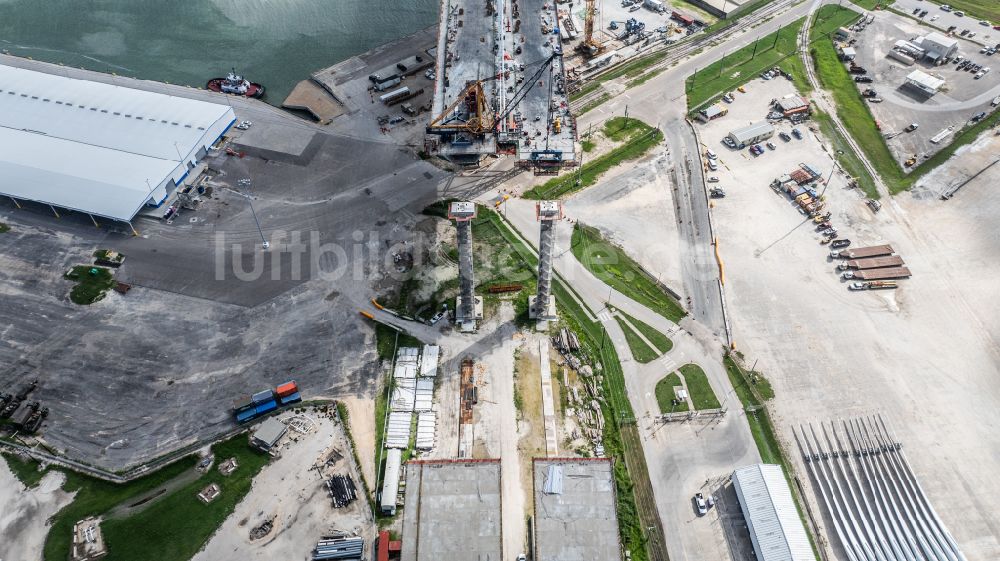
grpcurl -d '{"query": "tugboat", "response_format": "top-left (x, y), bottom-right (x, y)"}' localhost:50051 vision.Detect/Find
top-left (206, 69), bottom-right (265, 98)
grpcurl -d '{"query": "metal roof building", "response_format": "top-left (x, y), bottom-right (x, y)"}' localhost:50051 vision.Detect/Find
top-left (904, 70), bottom-right (946, 96)
top-left (728, 121), bottom-right (775, 147)
top-left (733, 464), bottom-right (813, 561)
top-left (250, 418), bottom-right (287, 451)
top-left (380, 448), bottom-right (402, 515)
top-left (0, 64), bottom-right (235, 223)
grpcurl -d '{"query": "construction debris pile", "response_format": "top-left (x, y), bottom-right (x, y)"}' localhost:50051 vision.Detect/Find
top-left (249, 517), bottom-right (274, 540)
top-left (551, 327), bottom-right (606, 457)
top-left (327, 474), bottom-right (358, 508)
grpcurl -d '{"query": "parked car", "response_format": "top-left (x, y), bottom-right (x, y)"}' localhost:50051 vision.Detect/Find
top-left (854, 75), bottom-right (874, 83)
top-left (969, 31), bottom-right (977, 38)
top-left (766, 141), bottom-right (776, 150)
top-left (792, 128), bottom-right (803, 139)
top-left (707, 176), bottom-right (720, 183)
top-left (905, 123), bottom-right (919, 132)
top-left (710, 187), bottom-right (726, 198)
top-left (930, 14), bottom-right (939, 21)
top-left (779, 131), bottom-right (792, 141)
top-left (972, 111), bottom-right (987, 122)
top-left (235, 120), bottom-right (252, 130)
top-left (940, 4), bottom-right (952, 12)
top-left (955, 10), bottom-right (964, 17)
top-left (706, 149), bottom-right (718, 160)
top-left (707, 159), bottom-right (718, 170)
top-left (695, 493), bottom-right (708, 515)
top-left (920, 10), bottom-right (928, 17)
top-left (831, 239), bottom-right (852, 249)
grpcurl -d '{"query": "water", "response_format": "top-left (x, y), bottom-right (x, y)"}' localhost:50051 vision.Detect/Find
top-left (0, 0), bottom-right (438, 102)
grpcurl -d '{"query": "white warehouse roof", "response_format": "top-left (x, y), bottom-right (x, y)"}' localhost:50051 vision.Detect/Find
top-left (0, 64), bottom-right (235, 221)
top-left (905, 69), bottom-right (946, 91)
top-left (733, 464), bottom-right (814, 561)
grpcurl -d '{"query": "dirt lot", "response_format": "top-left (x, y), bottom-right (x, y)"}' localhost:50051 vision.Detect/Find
top-left (703, 76), bottom-right (1000, 560)
top-left (0, 463), bottom-right (75, 561)
top-left (848, 10), bottom-right (1000, 165)
top-left (191, 409), bottom-right (373, 560)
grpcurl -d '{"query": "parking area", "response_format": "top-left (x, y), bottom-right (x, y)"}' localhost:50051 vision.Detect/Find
top-left (845, 10), bottom-right (1000, 166)
top-left (893, 0), bottom-right (999, 47)
top-left (592, 0), bottom-right (712, 44)
top-left (701, 73), bottom-right (1000, 561)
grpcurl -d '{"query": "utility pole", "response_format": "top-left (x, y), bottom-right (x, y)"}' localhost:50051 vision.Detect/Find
top-left (237, 178), bottom-right (269, 249)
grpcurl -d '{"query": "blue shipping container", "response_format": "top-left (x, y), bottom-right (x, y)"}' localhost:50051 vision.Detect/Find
top-left (252, 390), bottom-right (274, 404)
top-left (279, 392), bottom-right (301, 405)
top-left (235, 408), bottom-right (257, 423)
top-left (255, 399), bottom-right (277, 415)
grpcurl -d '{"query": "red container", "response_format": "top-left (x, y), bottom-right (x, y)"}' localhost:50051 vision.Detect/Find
top-left (275, 381), bottom-right (298, 397)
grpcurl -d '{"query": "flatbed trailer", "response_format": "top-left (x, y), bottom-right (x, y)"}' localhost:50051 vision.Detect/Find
top-left (850, 266), bottom-right (911, 280)
top-left (834, 244), bottom-right (893, 259)
top-left (840, 255), bottom-right (905, 270)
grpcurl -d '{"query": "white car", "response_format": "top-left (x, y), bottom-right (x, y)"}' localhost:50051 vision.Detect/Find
top-left (707, 176), bottom-right (720, 183)
top-left (235, 120), bottom-right (253, 130)
top-left (695, 493), bottom-right (708, 516)
top-left (706, 149), bottom-right (718, 160)
top-left (930, 14), bottom-right (939, 21)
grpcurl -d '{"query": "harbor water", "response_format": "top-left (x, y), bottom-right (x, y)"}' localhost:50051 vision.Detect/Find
top-left (0, 0), bottom-right (438, 103)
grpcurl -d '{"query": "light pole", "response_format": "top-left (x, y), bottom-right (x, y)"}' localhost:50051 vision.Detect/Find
top-left (237, 178), bottom-right (269, 249)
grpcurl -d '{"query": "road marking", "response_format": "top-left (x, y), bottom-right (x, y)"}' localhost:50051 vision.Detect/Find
top-left (598, 310), bottom-right (612, 323)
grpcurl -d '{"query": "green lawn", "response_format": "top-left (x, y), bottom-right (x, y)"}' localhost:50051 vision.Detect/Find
top-left (812, 109), bottom-right (880, 199)
top-left (615, 316), bottom-right (660, 363)
top-left (581, 139), bottom-right (596, 152)
top-left (570, 223), bottom-right (686, 323)
top-left (43, 455), bottom-right (199, 560)
top-left (603, 117), bottom-right (651, 142)
top-left (678, 364), bottom-right (721, 410)
top-left (847, 0), bottom-right (891, 9)
top-left (616, 309), bottom-right (673, 354)
top-left (2, 452), bottom-right (51, 488)
top-left (686, 4), bottom-right (861, 111)
top-left (100, 436), bottom-right (270, 561)
top-left (655, 373), bottom-right (689, 414)
top-left (64, 265), bottom-right (115, 305)
top-left (522, 119), bottom-right (663, 200)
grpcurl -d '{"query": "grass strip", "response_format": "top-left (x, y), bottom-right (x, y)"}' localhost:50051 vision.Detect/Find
top-left (523, 121), bottom-right (663, 200)
top-left (2, 452), bottom-right (51, 488)
top-left (577, 92), bottom-right (612, 116)
top-left (616, 309), bottom-right (673, 354)
top-left (655, 373), bottom-right (689, 413)
top-left (615, 316), bottom-right (661, 363)
top-left (678, 363), bottom-right (721, 410)
top-left (571, 223), bottom-right (686, 323)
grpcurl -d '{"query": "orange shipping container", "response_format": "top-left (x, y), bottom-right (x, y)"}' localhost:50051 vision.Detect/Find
top-left (276, 381), bottom-right (298, 397)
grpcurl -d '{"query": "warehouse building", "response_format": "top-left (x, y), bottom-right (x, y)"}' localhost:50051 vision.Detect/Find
top-left (915, 32), bottom-right (959, 62)
top-left (698, 103), bottom-right (729, 122)
top-left (728, 121), bottom-right (775, 148)
top-left (904, 70), bottom-right (946, 96)
top-left (0, 64), bottom-right (235, 227)
top-left (733, 464), bottom-right (813, 561)
top-left (534, 458), bottom-right (621, 561)
top-left (250, 418), bottom-right (287, 452)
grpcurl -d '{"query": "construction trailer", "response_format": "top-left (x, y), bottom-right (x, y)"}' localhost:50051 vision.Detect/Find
top-left (850, 266), bottom-right (912, 280)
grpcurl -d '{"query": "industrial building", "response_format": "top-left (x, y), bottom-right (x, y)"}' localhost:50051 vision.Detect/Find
top-left (774, 95), bottom-right (810, 118)
top-left (698, 103), bottom-right (729, 121)
top-left (401, 459), bottom-right (502, 561)
top-left (904, 70), bottom-right (946, 96)
top-left (250, 418), bottom-right (287, 452)
top-left (728, 121), bottom-right (775, 148)
top-left (915, 32), bottom-right (959, 62)
top-left (732, 464), bottom-right (813, 561)
top-left (0, 64), bottom-right (235, 225)
top-left (533, 458), bottom-right (621, 561)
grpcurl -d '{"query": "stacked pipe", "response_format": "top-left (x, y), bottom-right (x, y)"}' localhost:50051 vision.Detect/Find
top-left (312, 537), bottom-right (364, 560)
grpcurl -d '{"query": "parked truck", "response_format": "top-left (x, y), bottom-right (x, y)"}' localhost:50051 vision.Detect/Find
top-left (378, 87), bottom-right (411, 104)
top-left (830, 244), bottom-right (893, 259)
top-left (837, 255), bottom-right (905, 270)
top-left (644, 0), bottom-right (666, 12)
top-left (842, 266), bottom-right (911, 280)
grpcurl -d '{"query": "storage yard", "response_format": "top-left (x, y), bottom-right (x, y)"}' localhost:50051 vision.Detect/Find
top-left (704, 67), bottom-right (1000, 561)
top-left (837, 10), bottom-right (1000, 168)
